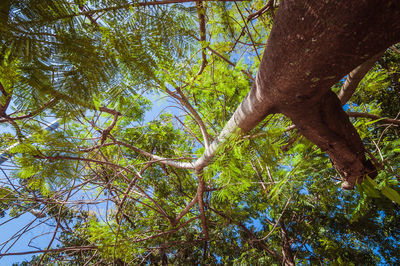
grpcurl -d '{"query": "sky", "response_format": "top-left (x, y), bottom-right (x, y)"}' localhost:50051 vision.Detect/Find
top-left (0, 89), bottom-right (185, 264)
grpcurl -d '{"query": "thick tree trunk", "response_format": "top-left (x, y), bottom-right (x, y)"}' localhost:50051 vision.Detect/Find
top-left (211, 0), bottom-right (400, 188)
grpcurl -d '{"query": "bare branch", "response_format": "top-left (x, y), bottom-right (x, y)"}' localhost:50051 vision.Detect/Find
top-left (0, 246), bottom-right (98, 257)
top-left (164, 86), bottom-right (211, 148)
top-left (113, 139), bottom-right (195, 169)
top-left (204, 44), bottom-right (254, 81)
top-left (172, 193), bottom-right (199, 226)
top-left (247, 0), bottom-right (275, 21)
top-left (100, 112), bottom-right (120, 144)
top-left (175, 115), bottom-right (204, 146)
top-left (256, 196), bottom-right (291, 241)
top-left (347, 112), bottom-right (400, 126)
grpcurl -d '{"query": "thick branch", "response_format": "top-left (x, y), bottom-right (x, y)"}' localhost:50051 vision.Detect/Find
top-left (224, 0), bottom-right (400, 188)
top-left (338, 51), bottom-right (384, 105)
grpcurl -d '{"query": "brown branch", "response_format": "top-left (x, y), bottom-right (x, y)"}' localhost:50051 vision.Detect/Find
top-left (115, 162), bottom-right (153, 224)
top-left (235, 2), bottom-right (261, 61)
top-left (347, 112), bottom-right (400, 126)
top-left (0, 81), bottom-right (12, 115)
top-left (338, 51), bottom-right (384, 105)
top-left (196, 174), bottom-right (209, 239)
top-left (133, 182), bottom-right (174, 223)
top-left (281, 135), bottom-right (299, 152)
top-left (46, 89), bottom-right (121, 116)
top-left (230, 0), bottom-right (274, 55)
top-left (195, 1), bottom-right (207, 76)
top-left (256, 196), bottom-right (291, 241)
top-left (0, 81), bottom-right (7, 97)
top-left (79, 4), bottom-right (99, 27)
top-left (171, 172), bottom-right (209, 227)
top-left (279, 220), bottom-right (295, 266)
top-left (100, 112), bottom-right (120, 144)
top-left (172, 192), bottom-right (199, 226)
top-left (0, 98), bottom-right (58, 123)
top-left (79, 142), bottom-right (116, 152)
top-left (98, 106), bottom-right (121, 116)
top-left (390, 45), bottom-right (400, 54)
top-left (250, 160), bottom-right (269, 196)
top-left (247, 0), bottom-right (275, 21)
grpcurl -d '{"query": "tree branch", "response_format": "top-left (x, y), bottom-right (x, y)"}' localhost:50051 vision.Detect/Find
top-left (247, 0), bottom-right (275, 21)
top-left (338, 51), bottom-right (384, 105)
top-left (131, 216), bottom-right (199, 243)
top-left (0, 98), bottom-right (58, 123)
top-left (25, 0), bottom-right (249, 24)
top-left (34, 155), bottom-right (134, 174)
top-left (113, 139), bottom-right (195, 169)
top-left (195, 1), bottom-right (207, 76)
top-left (0, 246), bottom-right (97, 257)
top-left (347, 112), bottom-right (400, 126)
top-left (208, 206), bottom-right (282, 260)
top-left (165, 86), bottom-right (211, 148)
top-left (196, 174), bottom-right (209, 239)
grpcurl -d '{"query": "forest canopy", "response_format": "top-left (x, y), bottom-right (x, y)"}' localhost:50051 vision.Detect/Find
top-left (0, 0), bottom-right (400, 264)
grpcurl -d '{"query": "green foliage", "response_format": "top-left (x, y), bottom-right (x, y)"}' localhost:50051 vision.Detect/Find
top-left (1, 1), bottom-right (399, 265)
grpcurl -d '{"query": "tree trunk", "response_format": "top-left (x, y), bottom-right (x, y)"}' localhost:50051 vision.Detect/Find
top-left (207, 0), bottom-right (400, 188)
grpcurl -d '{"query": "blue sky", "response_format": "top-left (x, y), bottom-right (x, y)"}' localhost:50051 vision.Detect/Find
top-left (0, 91), bottom-right (183, 264)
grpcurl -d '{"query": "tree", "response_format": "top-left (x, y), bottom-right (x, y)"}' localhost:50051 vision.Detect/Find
top-left (1, 0), bottom-right (400, 264)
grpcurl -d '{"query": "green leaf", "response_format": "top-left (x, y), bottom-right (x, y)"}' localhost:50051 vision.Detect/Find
top-left (381, 186), bottom-right (400, 205)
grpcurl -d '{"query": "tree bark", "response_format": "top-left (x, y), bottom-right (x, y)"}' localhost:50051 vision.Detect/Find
top-left (205, 0), bottom-right (400, 189)
top-left (279, 221), bottom-right (295, 266)
top-left (338, 52), bottom-right (384, 105)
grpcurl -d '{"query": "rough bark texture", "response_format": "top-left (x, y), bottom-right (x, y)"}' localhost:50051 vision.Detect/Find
top-left (226, 0), bottom-right (400, 189)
